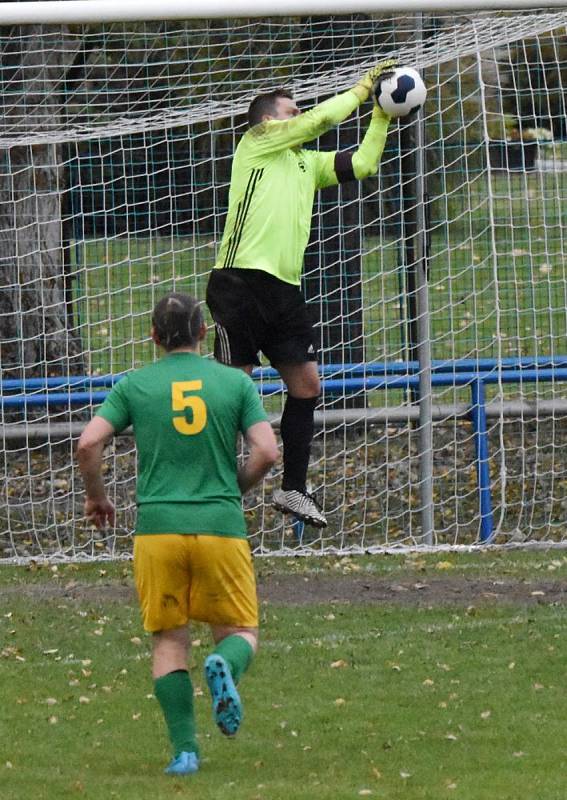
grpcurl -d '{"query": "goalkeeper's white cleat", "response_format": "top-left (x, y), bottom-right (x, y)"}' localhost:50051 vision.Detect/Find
top-left (272, 489), bottom-right (327, 528)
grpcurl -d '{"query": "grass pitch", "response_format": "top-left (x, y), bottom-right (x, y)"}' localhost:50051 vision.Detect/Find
top-left (1, 550), bottom-right (566, 799)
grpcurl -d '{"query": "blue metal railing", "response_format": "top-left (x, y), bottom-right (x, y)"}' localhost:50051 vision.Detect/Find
top-left (3, 356), bottom-right (567, 543)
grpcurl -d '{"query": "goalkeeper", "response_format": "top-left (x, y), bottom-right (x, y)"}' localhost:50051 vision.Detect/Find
top-left (206, 60), bottom-right (395, 529)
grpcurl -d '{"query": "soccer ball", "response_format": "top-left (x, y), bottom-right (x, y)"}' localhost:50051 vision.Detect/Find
top-left (375, 67), bottom-right (427, 118)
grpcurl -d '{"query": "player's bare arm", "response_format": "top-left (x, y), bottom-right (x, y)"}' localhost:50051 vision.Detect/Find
top-left (238, 420), bottom-right (279, 494)
top-left (77, 415), bottom-right (116, 528)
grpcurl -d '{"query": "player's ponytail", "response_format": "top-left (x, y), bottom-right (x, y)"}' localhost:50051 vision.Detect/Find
top-left (152, 292), bottom-right (204, 351)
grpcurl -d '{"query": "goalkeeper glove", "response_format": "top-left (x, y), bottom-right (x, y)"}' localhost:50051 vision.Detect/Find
top-left (353, 59), bottom-right (398, 103)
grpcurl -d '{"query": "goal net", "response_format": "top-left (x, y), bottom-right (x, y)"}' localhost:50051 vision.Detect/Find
top-left (2, 6), bottom-right (567, 561)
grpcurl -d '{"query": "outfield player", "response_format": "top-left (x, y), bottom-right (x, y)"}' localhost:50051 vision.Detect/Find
top-left (206, 60), bottom-right (395, 528)
top-left (77, 292), bottom-right (278, 776)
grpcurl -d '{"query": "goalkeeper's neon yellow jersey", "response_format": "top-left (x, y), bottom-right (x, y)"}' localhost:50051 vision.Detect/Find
top-left (214, 90), bottom-right (388, 286)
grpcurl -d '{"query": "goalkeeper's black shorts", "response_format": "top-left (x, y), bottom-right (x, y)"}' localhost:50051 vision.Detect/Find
top-left (206, 267), bottom-right (318, 368)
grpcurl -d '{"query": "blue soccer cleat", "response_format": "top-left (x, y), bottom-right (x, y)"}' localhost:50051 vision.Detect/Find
top-left (164, 750), bottom-right (199, 776)
top-left (204, 654), bottom-right (242, 736)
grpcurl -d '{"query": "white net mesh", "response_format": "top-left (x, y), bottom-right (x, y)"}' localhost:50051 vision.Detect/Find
top-left (2, 12), bottom-right (567, 145)
top-left (2, 9), bottom-right (567, 560)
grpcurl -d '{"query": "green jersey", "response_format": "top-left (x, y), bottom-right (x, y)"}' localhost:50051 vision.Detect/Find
top-left (95, 352), bottom-right (268, 538)
top-left (215, 90), bottom-right (390, 286)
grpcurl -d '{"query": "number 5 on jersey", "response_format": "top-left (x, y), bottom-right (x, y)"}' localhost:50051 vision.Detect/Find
top-left (171, 381), bottom-right (207, 435)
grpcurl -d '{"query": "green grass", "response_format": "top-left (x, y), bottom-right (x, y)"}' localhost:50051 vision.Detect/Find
top-left (2, 552), bottom-right (567, 799)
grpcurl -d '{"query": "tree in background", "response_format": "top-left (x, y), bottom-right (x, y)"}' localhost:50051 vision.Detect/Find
top-left (0, 25), bottom-right (85, 380)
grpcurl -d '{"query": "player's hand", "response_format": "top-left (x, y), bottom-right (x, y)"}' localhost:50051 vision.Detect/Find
top-left (353, 59), bottom-right (398, 103)
top-left (84, 496), bottom-right (115, 529)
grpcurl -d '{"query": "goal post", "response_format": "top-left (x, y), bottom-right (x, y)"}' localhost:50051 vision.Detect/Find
top-left (1, 0), bottom-right (567, 24)
top-left (2, 4), bottom-right (567, 561)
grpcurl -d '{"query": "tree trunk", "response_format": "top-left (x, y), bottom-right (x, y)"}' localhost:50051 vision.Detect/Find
top-left (0, 25), bottom-right (83, 381)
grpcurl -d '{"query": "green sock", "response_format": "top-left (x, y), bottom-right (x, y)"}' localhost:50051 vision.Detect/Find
top-left (212, 635), bottom-right (254, 685)
top-left (154, 669), bottom-right (198, 757)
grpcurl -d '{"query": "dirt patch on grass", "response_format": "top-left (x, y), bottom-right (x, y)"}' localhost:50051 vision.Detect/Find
top-left (258, 574), bottom-right (567, 607)
top-left (3, 573), bottom-right (567, 608)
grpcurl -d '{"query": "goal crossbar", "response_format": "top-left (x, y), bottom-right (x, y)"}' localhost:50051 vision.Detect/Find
top-left (0, 0), bottom-right (567, 25)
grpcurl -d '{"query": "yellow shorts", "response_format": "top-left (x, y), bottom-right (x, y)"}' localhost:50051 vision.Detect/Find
top-left (133, 534), bottom-right (258, 633)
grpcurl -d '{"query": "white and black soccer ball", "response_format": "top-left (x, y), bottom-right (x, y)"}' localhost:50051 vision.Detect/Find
top-left (375, 67), bottom-right (427, 118)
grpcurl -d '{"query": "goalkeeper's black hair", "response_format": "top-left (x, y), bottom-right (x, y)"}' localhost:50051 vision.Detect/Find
top-left (248, 88), bottom-right (294, 128)
top-left (151, 292), bottom-right (204, 351)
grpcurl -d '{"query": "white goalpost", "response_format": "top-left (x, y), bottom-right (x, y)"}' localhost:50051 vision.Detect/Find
top-left (1, 1), bottom-right (567, 561)
top-left (1, 0), bottom-right (567, 23)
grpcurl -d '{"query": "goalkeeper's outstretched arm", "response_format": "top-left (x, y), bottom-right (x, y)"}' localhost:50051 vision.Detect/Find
top-left (248, 59), bottom-right (396, 155)
top-left (351, 104), bottom-right (390, 180)
top-left (314, 102), bottom-right (390, 189)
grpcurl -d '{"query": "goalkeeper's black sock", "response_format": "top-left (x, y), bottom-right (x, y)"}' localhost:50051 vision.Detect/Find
top-left (280, 394), bottom-right (318, 493)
